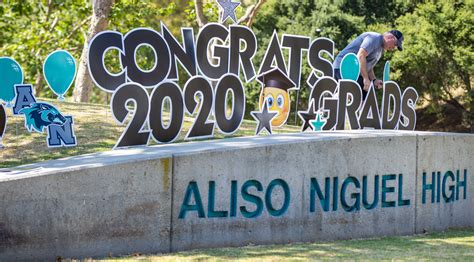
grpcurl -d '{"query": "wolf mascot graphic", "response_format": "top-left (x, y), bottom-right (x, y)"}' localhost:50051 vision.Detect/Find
top-left (19, 102), bottom-right (67, 133)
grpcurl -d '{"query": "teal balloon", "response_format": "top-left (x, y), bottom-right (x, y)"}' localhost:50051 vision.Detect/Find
top-left (340, 53), bottom-right (360, 81)
top-left (44, 50), bottom-right (77, 100)
top-left (0, 57), bottom-right (24, 107)
top-left (383, 61), bottom-right (390, 82)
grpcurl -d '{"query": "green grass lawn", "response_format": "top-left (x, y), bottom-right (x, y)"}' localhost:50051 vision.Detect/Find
top-left (74, 228), bottom-right (474, 261)
top-left (0, 98), bottom-right (300, 168)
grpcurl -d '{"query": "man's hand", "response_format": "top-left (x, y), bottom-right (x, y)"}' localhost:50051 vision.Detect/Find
top-left (374, 79), bottom-right (383, 89)
top-left (363, 78), bottom-right (371, 91)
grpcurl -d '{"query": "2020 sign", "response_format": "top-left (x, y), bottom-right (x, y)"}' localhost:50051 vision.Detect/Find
top-left (110, 75), bottom-right (245, 148)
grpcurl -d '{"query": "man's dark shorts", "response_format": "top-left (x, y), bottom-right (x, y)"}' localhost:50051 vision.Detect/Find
top-left (334, 68), bottom-right (368, 100)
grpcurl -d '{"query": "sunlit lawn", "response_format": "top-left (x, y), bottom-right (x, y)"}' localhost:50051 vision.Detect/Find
top-left (0, 98), bottom-right (300, 168)
top-left (73, 229), bottom-right (474, 261)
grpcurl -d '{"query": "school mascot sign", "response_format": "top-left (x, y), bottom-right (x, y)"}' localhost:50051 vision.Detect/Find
top-left (88, 23), bottom-right (418, 149)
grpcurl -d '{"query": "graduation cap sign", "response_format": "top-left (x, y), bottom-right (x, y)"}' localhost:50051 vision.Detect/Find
top-left (257, 68), bottom-right (296, 127)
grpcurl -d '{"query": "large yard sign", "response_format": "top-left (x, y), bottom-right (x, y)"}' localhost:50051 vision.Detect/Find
top-left (88, 22), bottom-right (419, 149)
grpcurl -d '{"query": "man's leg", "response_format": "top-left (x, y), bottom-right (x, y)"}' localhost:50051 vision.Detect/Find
top-left (357, 76), bottom-right (368, 100)
top-left (336, 69), bottom-right (367, 100)
top-left (334, 69), bottom-right (341, 81)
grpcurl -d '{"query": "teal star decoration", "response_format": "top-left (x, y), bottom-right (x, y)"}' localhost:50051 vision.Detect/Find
top-left (310, 111), bottom-right (326, 131)
top-left (217, 0), bottom-right (240, 23)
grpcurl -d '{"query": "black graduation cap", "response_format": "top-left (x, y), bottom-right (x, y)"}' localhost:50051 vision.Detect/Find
top-left (257, 68), bottom-right (296, 91)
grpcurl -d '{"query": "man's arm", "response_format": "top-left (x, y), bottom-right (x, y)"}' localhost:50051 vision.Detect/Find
top-left (369, 68), bottom-right (383, 89)
top-left (368, 69), bottom-right (376, 80)
top-left (357, 48), bottom-right (371, 91)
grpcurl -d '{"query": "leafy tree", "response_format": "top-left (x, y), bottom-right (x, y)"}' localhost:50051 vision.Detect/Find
top-left (0, 0), bottom-right (91, 97)
top-left (338, 0), bottom-right (420, 25)
top-left (392, 0), bottom-right (473, 131)
top-left (0, 0), bottom-right (188, 103)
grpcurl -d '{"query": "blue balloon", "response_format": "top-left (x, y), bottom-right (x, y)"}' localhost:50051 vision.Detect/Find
top-left (340, 53), bottom-right (360, 81)
top-left (0, 57), bottom-right (24, 107)
top-left (44, 50), bottom-right (77, 101)
top-left (383, 61), bottom-right (390, 82)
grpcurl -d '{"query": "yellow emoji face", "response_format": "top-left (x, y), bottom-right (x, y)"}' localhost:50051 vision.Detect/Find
top-left (259, 87), bottom-right (290, 127)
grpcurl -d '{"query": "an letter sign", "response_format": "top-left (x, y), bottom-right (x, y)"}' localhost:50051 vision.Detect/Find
top-left (88, 24), bottom-right (418, 149)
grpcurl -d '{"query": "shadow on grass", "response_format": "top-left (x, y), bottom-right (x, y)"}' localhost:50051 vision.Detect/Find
top-left (1, 98), bottom-right (300, 168)
top-left (141, 229), bottom-right (474, 260)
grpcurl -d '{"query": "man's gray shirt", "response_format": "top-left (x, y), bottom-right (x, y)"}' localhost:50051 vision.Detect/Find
top-left (333, 32), bottom-right (384, 72)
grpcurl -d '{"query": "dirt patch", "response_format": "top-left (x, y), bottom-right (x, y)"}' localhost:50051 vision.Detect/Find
top-left (416, 103), bottom-right (470, 133)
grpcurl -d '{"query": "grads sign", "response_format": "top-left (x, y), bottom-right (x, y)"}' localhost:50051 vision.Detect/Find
top-left (87, 23), bottom-right (419, 149)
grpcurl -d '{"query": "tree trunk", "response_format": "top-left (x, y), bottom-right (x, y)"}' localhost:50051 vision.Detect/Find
top-left (195, 0), bottom-right (208, 28)
top-left (34, 71), bottom-right (44, 95)
top-left (73, 0), bottom-right (114, 103)
top-left (237, 0), bottom-right (267, 27)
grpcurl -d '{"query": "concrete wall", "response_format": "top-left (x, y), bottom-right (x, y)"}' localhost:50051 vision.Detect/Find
top-left (0, 131), bottom-right (472, 260)
top-left (415, 134), bottom-right (474, 233)
top-left (0, 159), bottom-right (173, 260)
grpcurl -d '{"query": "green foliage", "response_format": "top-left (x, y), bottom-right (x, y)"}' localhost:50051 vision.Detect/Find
top-left (338, 0), bottom-right (419, 25)
top-left (0, 0), bottom-right (188, 103)
top-left (0, 0), bottom-right (91, 98)
top-left (1, 0), bottom-right (472, 130)
top-left (184, 0), bottom-right (219, 26)
top-left (110, 0), bottom-right (160, 31)
top-left (392, 0), bottom-right (473, 126)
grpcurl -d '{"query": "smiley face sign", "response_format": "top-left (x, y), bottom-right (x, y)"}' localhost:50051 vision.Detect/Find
top-left (257, 68), bottom-right (296, 127)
